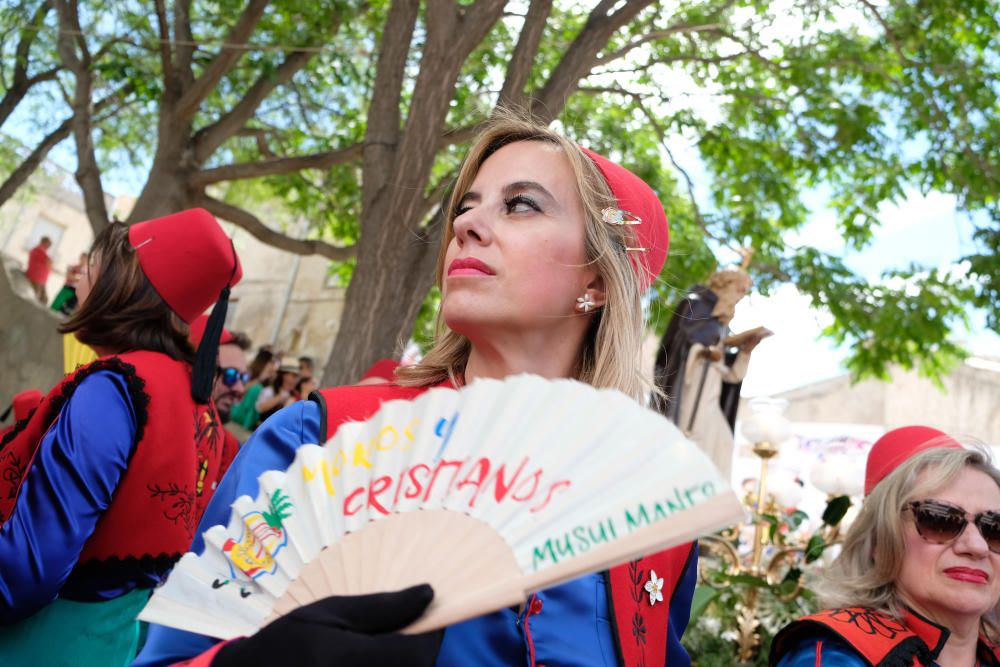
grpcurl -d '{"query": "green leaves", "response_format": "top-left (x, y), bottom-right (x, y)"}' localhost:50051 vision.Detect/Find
top-left (821, 495), bottom-right (851, 526)
top-left (1, 0), bottom-right (996, 383)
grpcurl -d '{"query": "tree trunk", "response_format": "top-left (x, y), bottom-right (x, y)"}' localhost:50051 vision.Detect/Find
top-left (321, 211), bottom-right (441, 386)
top-left (126, 115), bottom-right (197, 222)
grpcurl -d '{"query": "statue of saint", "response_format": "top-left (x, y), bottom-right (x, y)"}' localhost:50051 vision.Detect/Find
top-left (654, 267), bottom-right (769, 479)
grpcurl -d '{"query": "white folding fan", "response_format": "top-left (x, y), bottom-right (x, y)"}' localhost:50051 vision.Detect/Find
top-left (140, 374), bottom-right (744, 639)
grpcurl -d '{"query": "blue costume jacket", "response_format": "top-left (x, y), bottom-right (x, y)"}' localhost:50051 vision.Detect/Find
top-left (134, 396), bottom-right (698, 667)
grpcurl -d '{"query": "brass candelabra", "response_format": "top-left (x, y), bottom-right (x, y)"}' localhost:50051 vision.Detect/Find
top-left (696, 401), bottom-right (846, 661)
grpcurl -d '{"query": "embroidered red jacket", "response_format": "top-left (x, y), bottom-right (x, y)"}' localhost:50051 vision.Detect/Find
top-left (771, 606), bottom-right (1000, 666)
top-left (0, 351), bottom-right (230, 569)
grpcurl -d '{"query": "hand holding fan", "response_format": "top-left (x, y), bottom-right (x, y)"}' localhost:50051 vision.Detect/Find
top-left (140, 374), bottom-right (743, 639)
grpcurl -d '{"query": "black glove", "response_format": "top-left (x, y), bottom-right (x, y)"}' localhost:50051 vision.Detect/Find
top-left (213, 584), bottom-right (443, 667)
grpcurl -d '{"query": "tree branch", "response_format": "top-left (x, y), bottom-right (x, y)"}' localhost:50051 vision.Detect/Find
top-left (0, 119), bottom-right (70, 209)
top-left (0, 85), bottom-right (127, 211)
top-left (192, 47), bottom-right (314, 162)
top-left (173, 0), bottom-right (195, 89)
top-left (196, 194), bottom-right (357, 261)
top-left (236, 127), bottom-right (277, 158)
top-left (390, 0), bottom-right (506, 208)
top-left (530, 0), bottom-right (655, 123)
top-left (419, 168), bottom-right (458, 221)
top-left (12, 1), bottom-right (53, 84)
top-left (596, 23), bottom-right (724, 63)
top-left (191, 143), bottom-right (363, 186)
top-left (153, 0), bottom-right (174, 95)
top-left (497, 0), bottom-right (553, 108)
top-left (174, 0), bottom-right (270, 122)
top-left (54, 0), bottom-right (109, 234)
top-left (0, 0), bottom-right (58, 129)
top-left (438, 122), bottom-right (484, 150)
top-left (361, 0), bottom-right (420, 209)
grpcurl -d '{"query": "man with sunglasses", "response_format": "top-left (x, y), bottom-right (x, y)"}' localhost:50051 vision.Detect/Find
top-left (189, 315), bottom-right (250, 425)
top-left (771, 425), bottom-right (1000, 666)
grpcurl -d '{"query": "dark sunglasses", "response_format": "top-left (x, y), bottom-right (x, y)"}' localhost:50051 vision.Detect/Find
top-left (904, 499), bottom-right (1000, 554)
top-left (218, 367), bottom-right (250, 387)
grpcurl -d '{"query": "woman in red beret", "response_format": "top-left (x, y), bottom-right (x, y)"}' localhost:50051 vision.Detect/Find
top-left (0, 210), bottom-right (241, 666)
top-left (137, 111), bottom-right (700, 667)
top-left (771, 426), bottom-right (1000, 666)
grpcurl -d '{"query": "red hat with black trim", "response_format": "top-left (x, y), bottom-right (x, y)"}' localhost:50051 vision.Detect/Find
top-left (188, 314), bottom-right (236, 347)
top-left (128, 208), bottom-right (242, 403)
top-left (581, 148), bottom-right (669, 291)
top-left (864, 425), bottom-right (963, 495)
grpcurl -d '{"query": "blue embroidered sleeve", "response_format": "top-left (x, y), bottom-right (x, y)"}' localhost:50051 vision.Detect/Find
top-left (0, 371), bottom-right (136, 625)
top-left (776, 634), bottom-right (867, 666)
top-left (132, 401), bottom-right (322, 667)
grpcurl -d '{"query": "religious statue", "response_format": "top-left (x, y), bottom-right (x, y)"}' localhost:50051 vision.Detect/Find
top-left (654, 263), bottom-right (770, 480)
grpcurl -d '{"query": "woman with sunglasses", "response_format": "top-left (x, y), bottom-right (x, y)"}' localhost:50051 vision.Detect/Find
top-left (135, 110), bottom-right (699, 667)
top-left (771, 425), bottom-right (1000, 666)
top-left (0, 210), bottom-right (241, 666)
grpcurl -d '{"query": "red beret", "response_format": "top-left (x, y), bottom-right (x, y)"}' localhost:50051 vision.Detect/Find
top-left (128, 208), bottom-right (242, 323)
top-left (864, 425), bottom-right (963, 495)
top-left (188, 314), bottom-right (235, 347)
top-left (581, 148), bottom-right (669, 291)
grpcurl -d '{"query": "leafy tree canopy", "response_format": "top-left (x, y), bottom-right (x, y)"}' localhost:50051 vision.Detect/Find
top-left (0, 0), bottom-right (996, 384)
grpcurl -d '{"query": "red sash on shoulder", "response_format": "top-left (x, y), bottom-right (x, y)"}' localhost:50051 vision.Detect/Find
top-left (772, 606), bottom-right (1000, 666)
top-left (311, 382), bottom-right (444, 442)
top-left (607, 544), bottom-right (694, 667)
top-left (0, 351), bottom-right (227, 573)
top-left (771, 607), bottom-right (947, 667)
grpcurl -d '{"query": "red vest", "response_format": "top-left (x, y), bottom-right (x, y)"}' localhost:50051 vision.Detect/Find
top-left (0, 351), bottom-right (230, 574)
top-left (771, 607), bottom-right (1000, 666)
top-left (312, 383), bottom-right (695, 667)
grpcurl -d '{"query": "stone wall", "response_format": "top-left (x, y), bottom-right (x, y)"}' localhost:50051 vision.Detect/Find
top-left (224, 225), bottom-right (346, 372)
top-left (0, 260), bottom-right (64, 406)
top-left (763, 359), bottom-right (1000, 445)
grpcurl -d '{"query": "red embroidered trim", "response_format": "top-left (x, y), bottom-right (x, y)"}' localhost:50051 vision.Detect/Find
top-left (523, 593), bottom-right (541, 667)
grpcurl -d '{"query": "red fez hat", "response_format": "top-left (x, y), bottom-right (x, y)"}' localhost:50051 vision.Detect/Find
top-left (359, 359), bottom-right (401, 383)
top-left (864, 425), bottom-right (963, 495)
top-left (188, 314), bottom-right (235, 347)
top-left (129, 208), bottom-right (242, 403)
top-left (581, 148), bottom-right (669, 291)
top-left (128, 208), bottom-right (242, 324)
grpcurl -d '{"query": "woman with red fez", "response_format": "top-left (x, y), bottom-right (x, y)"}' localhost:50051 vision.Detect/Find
top-left (771, 426), bottom-right (1000, 666)
top-left (136, 111), bottom-right (697, 667)
top-left (0, 209), bottom-right (242, 666)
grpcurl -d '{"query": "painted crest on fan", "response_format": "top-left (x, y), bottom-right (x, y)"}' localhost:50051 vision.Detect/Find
top-left (223, 489), bottom-right (293, 579)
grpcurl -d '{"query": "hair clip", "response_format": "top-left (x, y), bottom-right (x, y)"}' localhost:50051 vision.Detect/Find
top-left (625, 247), bottom-right (648, 253)
top-left (602, 207), bottom-right (641, 225)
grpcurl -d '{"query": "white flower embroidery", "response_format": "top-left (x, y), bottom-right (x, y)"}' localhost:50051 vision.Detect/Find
top-left (644, 570), bottom-right (664, 606)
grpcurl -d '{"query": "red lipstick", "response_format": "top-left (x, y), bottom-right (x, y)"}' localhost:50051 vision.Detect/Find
top-left (944, 567), bottom-right (989, 584)
top-left (448, 257), bottom-right (495, 277)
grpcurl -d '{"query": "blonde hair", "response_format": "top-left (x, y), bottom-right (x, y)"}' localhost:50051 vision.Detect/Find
top-left (819, 443), bottom-right (1000, 640)
top-left (396, 109), bottom-right (649, 401)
